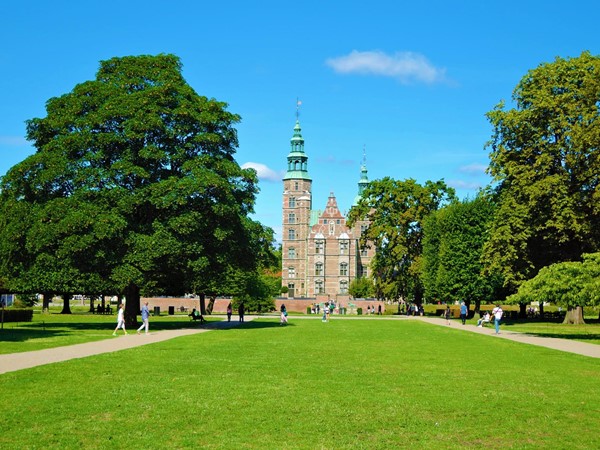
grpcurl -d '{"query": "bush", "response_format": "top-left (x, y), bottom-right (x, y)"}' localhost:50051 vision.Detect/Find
top-left (1, 309), bottom-right (34, 323)
top-left (357, 307), bottom-right (363, 315)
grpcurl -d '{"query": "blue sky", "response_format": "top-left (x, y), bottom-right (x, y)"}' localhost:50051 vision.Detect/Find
top-left (1, 0), bottom-right (598, 243)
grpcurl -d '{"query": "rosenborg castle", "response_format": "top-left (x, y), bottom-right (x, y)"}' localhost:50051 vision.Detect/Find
top-left (281, 119), bottom-right (375, 300)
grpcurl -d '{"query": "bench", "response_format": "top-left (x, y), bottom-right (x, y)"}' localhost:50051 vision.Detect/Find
top-left (189, 312), bottom-right (206, 323)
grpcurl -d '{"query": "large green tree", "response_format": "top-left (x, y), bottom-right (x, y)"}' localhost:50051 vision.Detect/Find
top-left (0, 54), bottom-right (266, 326)
top-left (483, 51), bottom-right (600, 291)
top-left (507, 252), bottom-right (600, 324)
top-left (422, 195), bottom-right (504, 313)
top-left (347, 177), bottom-right (455, 304)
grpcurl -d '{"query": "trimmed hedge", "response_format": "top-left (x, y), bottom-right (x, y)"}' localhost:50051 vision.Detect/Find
top-left (1, 309), bottom-right (34, 323)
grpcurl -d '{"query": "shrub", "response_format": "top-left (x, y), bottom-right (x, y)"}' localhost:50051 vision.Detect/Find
top-left (1, 309), bottom-right (34, 323)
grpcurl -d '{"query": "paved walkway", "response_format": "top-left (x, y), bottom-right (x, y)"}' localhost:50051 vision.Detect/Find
top-left (0, 318), bottom-right (250, 375)
top-left (408, 316), bottom-right (600, 358)
top-left (1, 315), bottom-right (597, 375)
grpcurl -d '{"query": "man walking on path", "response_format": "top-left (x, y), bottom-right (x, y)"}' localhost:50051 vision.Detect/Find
top-left (492, 304), bottom-right (503, 334)
top-left (460, 302), bottom-right (468, 325)
top-left (238, 302), bottom-right (245, 323)
top-left (137, 302), bottom-right (150, 335)
top-left (113, 303), bottom-right (127, 336)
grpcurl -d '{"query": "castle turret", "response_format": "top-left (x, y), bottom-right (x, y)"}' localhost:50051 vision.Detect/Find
top-left (282, 117), bottom-right (312, 298)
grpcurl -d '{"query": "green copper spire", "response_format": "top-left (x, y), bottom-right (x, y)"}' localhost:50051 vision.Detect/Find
top-left (353, 146), bottom-right (369, 206)
top-left (283, 117), bottom-right (312, 181)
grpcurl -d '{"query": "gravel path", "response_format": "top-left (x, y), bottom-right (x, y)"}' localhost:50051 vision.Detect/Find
top-left (1, 314), bottom-right (597, 375)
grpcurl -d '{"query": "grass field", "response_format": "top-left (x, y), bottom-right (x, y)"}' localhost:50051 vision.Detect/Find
top-left (1, 318), bottom-right (598, 449)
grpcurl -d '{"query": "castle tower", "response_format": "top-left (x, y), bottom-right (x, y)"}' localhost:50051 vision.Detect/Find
top-left (281, 118), bottom-right (312, 298)
top-left (352, 149), bottom-right (374, 279)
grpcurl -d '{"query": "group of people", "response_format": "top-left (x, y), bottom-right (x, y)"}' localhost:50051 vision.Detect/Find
top-left (405, 303), bottom-right (424, 316)
top-left (364, 304), bottom-right (382, 315)
top-left (310, 301), bottom-right (338, 315)
top-left (113, 302), bottom-right (150, 336)
top-left (442, 302), bottom-right (504, 334)
top-left (92, 304), bottom-right (113, 314)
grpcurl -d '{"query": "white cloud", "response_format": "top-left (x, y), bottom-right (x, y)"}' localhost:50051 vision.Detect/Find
top-left (447, 179), bottom-right (482, 190)
top-left (242, 162), bottom-right (284, 182)
top-left (458, 163), bottom-right (488, 175)
top-left (326, 50), bottom-right (446, 84)
top-left (0, 136), bottom-right (29, 146)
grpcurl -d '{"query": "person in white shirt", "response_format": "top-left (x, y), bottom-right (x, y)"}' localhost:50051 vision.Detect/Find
top-left (113, 303), bottom-right (127, 336)
top-left (477, 312), bottom-right (490, 327)
top-left (491, 305), bottom-right (503, 334)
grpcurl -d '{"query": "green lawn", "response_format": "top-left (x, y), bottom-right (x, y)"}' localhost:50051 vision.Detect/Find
top-left (1, 319), bottom-right (598, 449)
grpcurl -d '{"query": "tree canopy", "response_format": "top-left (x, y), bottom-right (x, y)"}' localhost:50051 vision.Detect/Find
top-left (0, 54), bottom-right (272, 323)
top-left (422, 195), bottom-right (504, 310)
top-left (347, 177), bottom-right (455, 303)
top-left (483, 51), bottom-right (600, 291)
top-left (507, 252), bottom-right (600, 324)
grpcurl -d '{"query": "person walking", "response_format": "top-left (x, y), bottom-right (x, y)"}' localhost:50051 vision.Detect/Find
top-left (492, 304), bottom-right (503, 334)
top-left (444, 305), bottom-right (451, 325)
top-left (460, 302), bottom-right (468, 325)
top-left (113, 303), bottom-right (127, 336)
top-left (280, 304), bottom-right (288, 325)
top-left (238, 302), bottom-right (245, 323)
top-left (227, 303), bottom-right (232, 322)
top-left (137, 301), bottom-right (150, 335)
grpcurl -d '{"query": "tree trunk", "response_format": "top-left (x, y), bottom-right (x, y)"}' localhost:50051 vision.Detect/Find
top-left (199, 293), bottom-right (206, 315)
top-left (124, 284), bottom-right (140, 328)
top-left (563, 306), bottom-right (585, 325)
top-left (519, 302), bottom-right (527, 319)
top-left (539, 301), bottom-right (545, 317)
top-left (89, 295), bottom-right (97, 313)
top-left (42, 292), bottom-right (51, 312)
top-left (207, 296), bottom-right (215, 315)
top-left (60, 294), bottom-right (72, 314)
top-left (474, 299), bottom-right (481, 315)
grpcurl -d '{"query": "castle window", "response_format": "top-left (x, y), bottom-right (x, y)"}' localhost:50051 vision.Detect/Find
top-left (361, 247), bottom-right (368, 257)
top-left (315, 263), bottom-right (323, 276)
top-left (358, 265), bottom-right (367, 277)
top-left (288, 229), bottom-right (296, 240)
top-left (288, 213), bottom-right (296, 224)
top-left (340, 240), bottom-right (348, 255)
top-left (288, 247), bottom-right (296, 259)
top-left (315, 240), bottom-right (324, 254)
top-left (329, 221), bottom-right (334, 235)
top-left (340, 280), bottom-right (348, 294)
top-left (360, 224), bottom-right (367, 234)
top-left (340, 263), bottom-right (348, 276)
top-left (294, 181), bottom-right (299, 190)
top-left (288, 267), bottom-right (296, 278)
top-left (289, 197), bottom-right (296, 208)
top-left (315, 279), bottom-right (324, 294)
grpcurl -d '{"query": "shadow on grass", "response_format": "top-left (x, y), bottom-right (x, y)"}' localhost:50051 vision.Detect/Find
top-left (0, 316), bottom-right (289, 342)
top-left (0, 328), bottom-right (70, 343)
top-left (518, 332), bottom-right (600, 341)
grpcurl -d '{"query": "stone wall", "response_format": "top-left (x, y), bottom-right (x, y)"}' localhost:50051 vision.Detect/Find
top-left (141, 297), bottom-right (387, 315)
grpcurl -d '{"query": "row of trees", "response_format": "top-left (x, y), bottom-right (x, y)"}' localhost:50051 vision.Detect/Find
top-left (348, 52), bottom-right (600, 323)
top-left (0, 54), bottom-right (279, 326)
